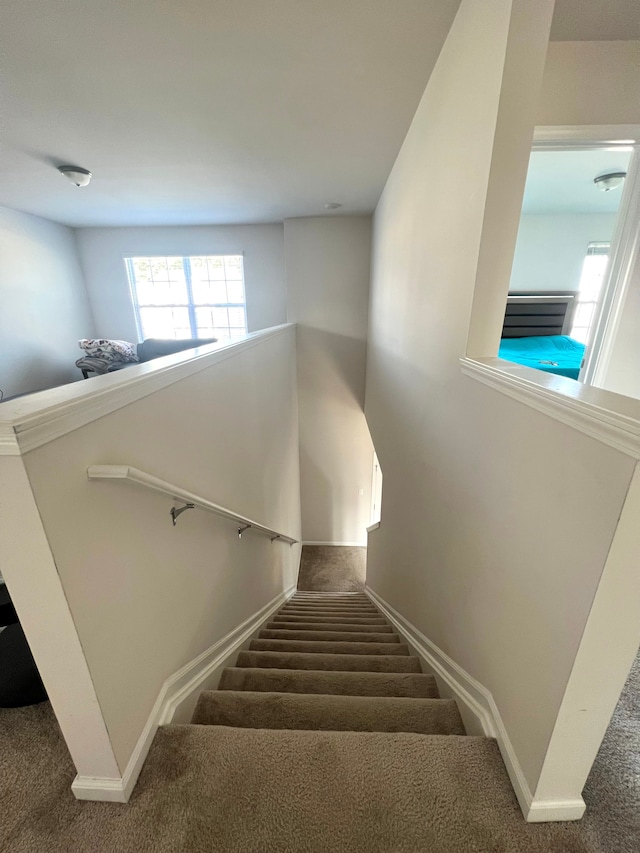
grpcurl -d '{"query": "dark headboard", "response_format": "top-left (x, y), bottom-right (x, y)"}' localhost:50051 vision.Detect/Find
top-left (502, 292), bottom-right (577, 338)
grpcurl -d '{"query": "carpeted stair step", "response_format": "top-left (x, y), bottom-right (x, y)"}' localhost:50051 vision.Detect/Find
top-left (283, 598), bottom-right (377, 606)
top-left (272, 614), bottom-right (388, 625)
top-left (265, 621), bottom-right (395, 633)
top-left (192, 691), bottom-right (465, 734)
top-left (278, 611), bottom-right (382, 620)
top-left (249, 639), bottom-right (411, 656)
top-left (146, 725), bottom-right (515, 853)
top-left (259, 628), bottom-right (400, 643)
top-left (279, 605), bottom-right (381, 614)
top-left (235, 650), bottom-right (421, 672)
top-left (290, 596), bottom-right (369, 601)
top-left (278, 613), bottom-right (383, 620)
top-left (218, 667), bottom-right (438, 697)
top-left (291, 592), bottom-right (368, 597)
top-left (290, 597), bottom-right (369, 604)
top-left (286, 598), bottom-right (375, 605)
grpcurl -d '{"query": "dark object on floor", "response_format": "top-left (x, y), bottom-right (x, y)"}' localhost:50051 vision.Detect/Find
top-left (0, 583), bottom-right (47, 708)
top-left (0, 625), bottom-right (47, 708)
top-left (0, 582), bottom-right (18, 626)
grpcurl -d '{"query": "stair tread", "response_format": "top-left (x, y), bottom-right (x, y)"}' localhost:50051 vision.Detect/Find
top-left (286, 597), bottom-right (374, 602)
top-left (291, 598), bottom-right (370, 603)
top-left (192, 691), bottom-right (465, 734)
top-left (279, 606), bottom-right (381, 613)
top-left (236, 650), bottom-right (421, 672)
top-left (292, 593), bottom-right (368, 597)
top-left (265, 621), bottom-right (394, 633)
top-left (249, 639), bottom-right (411, 655)
top-left (149, 726), bottom-right (516, 853)
top-left (291, 598), bottom-right (370, 602)
top-left (259, 629), bottom-right (400, 643)
top-left (218, 667), bottom-right (438, 697)
top-left (273, 614), bottom-right (388, 624)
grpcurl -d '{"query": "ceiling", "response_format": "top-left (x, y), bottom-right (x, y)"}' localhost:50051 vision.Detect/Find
top-left (0, 0), bottom-right (638, 229)
top-left (0, 0), bottom-right (461, 227)
top-left (522, 149), bottom-right (633, 215)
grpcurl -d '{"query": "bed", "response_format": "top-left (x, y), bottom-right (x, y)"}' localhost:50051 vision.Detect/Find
top-left (498, 293), bottom-right (586, 380)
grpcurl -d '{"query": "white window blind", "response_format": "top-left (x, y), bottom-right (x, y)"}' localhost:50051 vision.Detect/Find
top-left (570, 242), bottom-right (610, 345)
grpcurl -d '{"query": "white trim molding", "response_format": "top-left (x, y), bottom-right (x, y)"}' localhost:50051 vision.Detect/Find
top-left (71, 584), bottom-right (296, 802)
top-left (460, 356), bottom-right (640, 459)
top-left (533, 125), bottom-right (640, 148)
top-left (365, 586), bottom-right (585, 823)
top-left (366, 522), bottom-right (380, 533)
top-left (584, 146), bottom-right (640, 387)
top-left (0, 325), bottom-right (294, 456)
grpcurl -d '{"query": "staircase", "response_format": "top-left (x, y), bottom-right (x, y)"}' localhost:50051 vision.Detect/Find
top-left (141, 591), bottom-right (508, 847)
top-left (137, 591), bottom-right (534, 849)
top-left (192, 591), bottom-right (466, 735)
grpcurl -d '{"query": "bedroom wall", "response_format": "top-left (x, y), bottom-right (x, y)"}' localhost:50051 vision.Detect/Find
top-left (0, 205), bottom-right (95, 399)
top-left (538, 41), bottom-right (640, 127)
top-left (285, 216), bottom-right (375, 545)
top-left (75, 224), bottom-right (286, 341)
top-left (509, 213), bottom-right (617, 293)
top-left (364, 0), bottom-right (636, 813)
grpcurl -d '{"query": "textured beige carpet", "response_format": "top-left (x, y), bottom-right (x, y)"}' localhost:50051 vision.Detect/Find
top-left (192, 691), bottom-right (466, 734)
top-left (2, 590), bottom-right (639, 852)
top-left (217, 665), bottom-right (438, 696)
top-left (297, 545), bottom-right (366, 591)
top-left (249, 638), bottom-right (412, 655)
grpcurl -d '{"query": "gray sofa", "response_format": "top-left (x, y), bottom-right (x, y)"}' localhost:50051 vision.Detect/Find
top-left (77, 337), bottom-right (218, 378)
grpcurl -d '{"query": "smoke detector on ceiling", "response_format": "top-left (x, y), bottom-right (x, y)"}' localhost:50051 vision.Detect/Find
top-left (57, 165), bottom-right (92, 187)
top-left (594, 172), bottom-right (626, 192)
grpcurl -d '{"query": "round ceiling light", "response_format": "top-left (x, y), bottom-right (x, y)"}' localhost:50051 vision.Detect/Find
top-left (594, 172), bottom-right (626, 192)
top-left (58, 165), bottom-right (92, 187)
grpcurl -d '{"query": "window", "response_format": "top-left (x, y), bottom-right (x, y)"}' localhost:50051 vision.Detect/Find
top-left (126, 255), bottom-right (247, 341)
top-left (570, 243), bottom-right (610, 344)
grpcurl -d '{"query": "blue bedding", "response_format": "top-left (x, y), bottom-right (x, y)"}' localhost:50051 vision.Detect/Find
top-left (498, 335), bottom-right (585, 380)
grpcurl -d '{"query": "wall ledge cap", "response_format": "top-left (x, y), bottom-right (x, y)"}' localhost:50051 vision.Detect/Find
top-left (460, 356), bottom-right (640, 459)
top-left (0, 325), bottom-right (294, 455)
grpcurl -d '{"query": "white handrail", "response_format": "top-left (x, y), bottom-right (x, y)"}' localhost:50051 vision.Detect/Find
top-left (87, 465), bottom-right (298, 545)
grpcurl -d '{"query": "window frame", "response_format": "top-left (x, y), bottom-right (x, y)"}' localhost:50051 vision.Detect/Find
top-left (125, 254), bottom-right (247, 341)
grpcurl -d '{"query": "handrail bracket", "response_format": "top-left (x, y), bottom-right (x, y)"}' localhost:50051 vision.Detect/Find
top-left (171, 502), bottom-right (195, 526)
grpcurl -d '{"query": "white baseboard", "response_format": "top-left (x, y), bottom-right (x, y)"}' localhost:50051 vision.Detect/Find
top-left (365, 586), bottom-right (585, 823)
top-left (302, 541), bottom-right (367, 547)
top-left (72, 584), bottom-right (296, 803)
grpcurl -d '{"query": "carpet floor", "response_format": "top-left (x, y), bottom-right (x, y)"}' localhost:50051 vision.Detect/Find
top-left (2, 589), bottom-right (639, 851)
top-left (296, 546), bottom-right (365, 591)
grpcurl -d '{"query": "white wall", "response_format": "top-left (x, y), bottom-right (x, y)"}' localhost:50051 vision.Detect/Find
top-left (365, 0), bottom-right (636, 815)
top-left (2, 328), bottom-right (301, 777)
top-left (538, 41), bottom-right (640, 127)
top-left (600, 252), bottom-right (640, 398)
top-left (75, 224), bottom-right (286, 341)
top-left (285, 216), bottom-right (375, 544)
top-left (0, 206), bottom-right (95, 398)
top-left (510, 213), bottom-right (617, 293)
